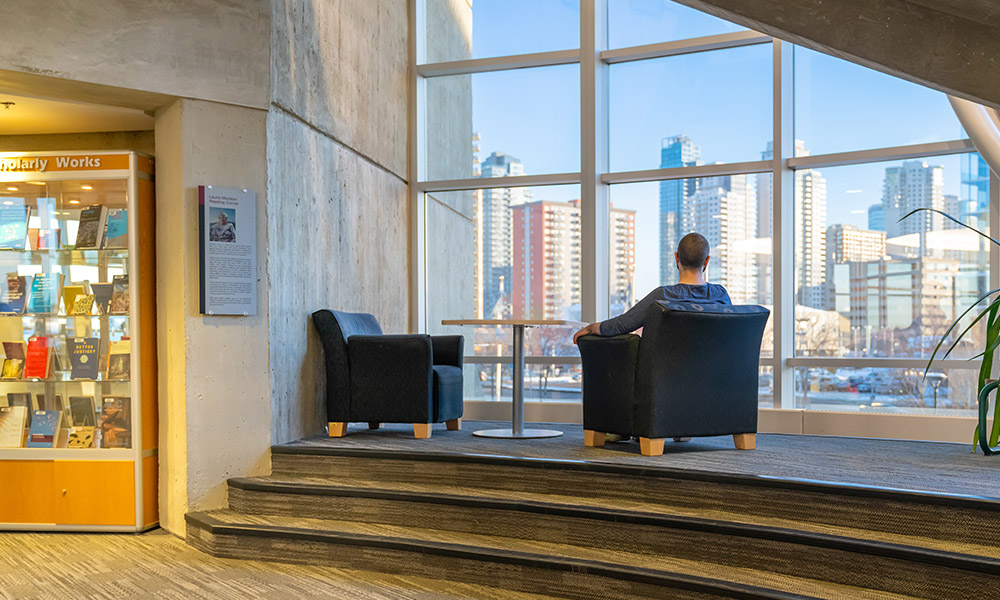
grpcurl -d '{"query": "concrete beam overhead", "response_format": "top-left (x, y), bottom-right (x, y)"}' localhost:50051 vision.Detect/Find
top-left (672, 0), bottom-right (1000, 110)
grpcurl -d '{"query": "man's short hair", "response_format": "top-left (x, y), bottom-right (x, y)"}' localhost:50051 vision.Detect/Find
top-left (677, 232), bottom-right (710, 269)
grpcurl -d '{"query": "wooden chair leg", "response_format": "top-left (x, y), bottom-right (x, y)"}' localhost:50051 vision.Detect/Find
top-left (446, 418), bottom-right (462, 431)
top-left (584, 430), bottom-right (606, 447)
top-left (368, 422), bottom-right (381, 430)
top-left (413, 423), bottom-right (432, 439)
top-left (673, 437), bottom-right (691, 443)
top-left (733, 433), bottom-right (756, 450)
top-left (640, 437), bottom-right (665, 456)
top-left (328, 422), bottom-right (347, 438)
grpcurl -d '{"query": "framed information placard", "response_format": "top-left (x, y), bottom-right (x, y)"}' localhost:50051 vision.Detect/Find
top-left (199, 185), bottom-right (257, 316)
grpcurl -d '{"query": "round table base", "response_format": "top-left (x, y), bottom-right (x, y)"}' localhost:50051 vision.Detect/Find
top-left (472, 428), bottom-right (563, 439)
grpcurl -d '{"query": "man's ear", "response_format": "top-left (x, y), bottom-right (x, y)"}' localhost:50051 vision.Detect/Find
top-left (674, 251), bottom-right (680, 269)
top-left (703, 255), bottom-right (711, 272)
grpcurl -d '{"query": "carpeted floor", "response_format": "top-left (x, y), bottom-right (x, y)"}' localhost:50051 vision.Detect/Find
top-left (0, 529), bottom-right (556, 599)
top-left (287, 420), bottom-right (1000, 499)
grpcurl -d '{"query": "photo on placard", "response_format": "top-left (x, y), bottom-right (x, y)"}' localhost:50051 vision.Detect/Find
top-left (208, 207), bottom-right (236, 243)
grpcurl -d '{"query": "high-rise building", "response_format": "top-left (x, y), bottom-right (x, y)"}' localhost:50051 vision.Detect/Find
top-left (827, 225), bottom-right (887, 264)
top-left (868, 203), bottom-right (885, 231)
top-left (882, 160), bottom-right (945, 255)
top-left (796, 168), bottom-right (828, 309)
top-left (961, 152), bottom-right (990, 230)
top-left (473, 151), bottom-right (529, 318)
top-left (658, 135), bottom-right (701, 285)
top-left (756, 140), bottom-right (808, 304)
top-left (683, 174), bottom-right (758, 303)
top-left (511, 200), bottom-right (635, 320)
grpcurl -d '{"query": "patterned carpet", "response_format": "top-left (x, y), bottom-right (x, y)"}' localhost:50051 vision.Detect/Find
top-left (0, 530), bottom-right (555, 599)
top-left (288, 420), bottom-right (1000, 498)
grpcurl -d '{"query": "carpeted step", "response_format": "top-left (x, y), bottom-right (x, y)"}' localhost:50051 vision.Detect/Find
top-left (269, 446), bottom-right (1000, 550)
top-left (186, 509), bottom-right (927, 600)
top-left (224, 476), bottom-right (1000, 600)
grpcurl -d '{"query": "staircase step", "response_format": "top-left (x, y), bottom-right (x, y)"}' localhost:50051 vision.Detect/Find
top-left (187, 509), bottom-right (925, 600)
top-left (270, 446), bottom-right (1000, 549)
top-left (232, 475), bottom-right (1000, 559)
top-left (225, 476), bottom-right (1000, 600)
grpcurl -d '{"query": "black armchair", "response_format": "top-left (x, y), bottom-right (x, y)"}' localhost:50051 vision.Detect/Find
top-left (578, 301), bottom-right (769, 456)
top-left (311, 309), bottom-right (464, 439)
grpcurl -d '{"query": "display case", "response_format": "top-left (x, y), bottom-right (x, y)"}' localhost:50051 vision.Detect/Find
top-left (0, 151), bottom-right (156, 531)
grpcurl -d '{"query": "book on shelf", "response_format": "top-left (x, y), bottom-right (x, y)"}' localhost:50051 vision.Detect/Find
top-left (68, 396), bottom-right (96, 427)
top-left (1, 358), bottom-right (22, 379)
top-left (105, 209), bottom-right (128, 249)
top-left (74, 205), bottom-right (108, 249)
top-left (7, 392), bottom-right (35, 412)
top-left (109, 274), bottom-right (129, 314)
top-left (71, 294), bottom-right (95, 315)
top-left (68, 337), bottom-right (100, 380)
top-left (0, 274), bottom-right (30, 313)
top-left (62, 284), bottom-right (84, 314)
top-left (67, 426), bottom-right (95, 448)
top-left (0, 406), bottom-right (28, 448)
top-left (91, 282), bottom-right (113, 315)
top-left (26, 410), bottom-right (61, 448)
top-left (106, 338), bottom-right (130, 380)
top-left (26, 273), bottom-right (64, 314)
top-left (100, 397), bottom-right (131, 449)
top-left (0, 203), bottom-right (30, 249)
top-left (27, 228), bottom-right (61, 251)
top-left (24, 336), bottom-right (52, 379)
top-left (36, 393), bottom-right (63, 412)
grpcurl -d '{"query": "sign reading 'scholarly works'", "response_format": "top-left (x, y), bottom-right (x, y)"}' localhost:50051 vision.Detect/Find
top-left (0, 154), bottom-right (129, 173)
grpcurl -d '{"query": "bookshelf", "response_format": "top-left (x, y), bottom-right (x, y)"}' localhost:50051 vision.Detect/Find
top-left (0, 151), bottom-right (157, 531)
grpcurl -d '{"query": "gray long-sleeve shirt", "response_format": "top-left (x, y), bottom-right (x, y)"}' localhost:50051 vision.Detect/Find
top-left (599, 283), bottom-right (732, 336)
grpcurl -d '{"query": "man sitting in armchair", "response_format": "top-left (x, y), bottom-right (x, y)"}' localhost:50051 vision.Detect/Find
top-left (573, 232), bottom-right (731, 344)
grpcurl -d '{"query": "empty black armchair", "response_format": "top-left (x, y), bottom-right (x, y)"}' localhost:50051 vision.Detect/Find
top-left (578, 301), bottom-right (769, 456)
top-left (312, 309), bottom-right (464, 439)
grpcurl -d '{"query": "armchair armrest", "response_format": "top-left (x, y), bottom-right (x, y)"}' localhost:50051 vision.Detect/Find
top-left (431, 335), bottom-right (464, 368)
top-left (578, 334), bottom-right (640, 436)
top-left (348, 334), bottom-right (434, 422)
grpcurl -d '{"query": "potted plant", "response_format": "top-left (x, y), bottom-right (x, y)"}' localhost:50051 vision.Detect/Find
top-left (905, 208), bottom-right (1000, 454)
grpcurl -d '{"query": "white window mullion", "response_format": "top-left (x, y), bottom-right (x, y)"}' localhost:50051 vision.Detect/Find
top-left (580, 0), bottom-right (610, 323)
top-left (773, 39), bottom-right (796, 409)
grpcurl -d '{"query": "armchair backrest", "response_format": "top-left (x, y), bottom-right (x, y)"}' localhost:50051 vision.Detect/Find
top-left (311, 309), bottom-right (384, 420)
top-left (633, 301), bottom-right (769, 438)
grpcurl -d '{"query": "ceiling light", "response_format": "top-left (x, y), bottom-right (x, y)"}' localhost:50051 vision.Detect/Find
top-left (5, 186), bottom-right (17, 191)
top-left (69, 199), bottom-right (80, 205)
top-left (81, 185), bottom-right (93, 190)
top-left (2, 201), bottom-right (12, 206)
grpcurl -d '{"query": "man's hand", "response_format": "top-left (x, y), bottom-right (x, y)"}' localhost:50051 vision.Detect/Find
top-left (573, 323), bottom-right (602, 345)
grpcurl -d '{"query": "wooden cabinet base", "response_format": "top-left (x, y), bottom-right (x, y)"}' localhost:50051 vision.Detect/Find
top-left (0, 460), bottom-right (135, 526)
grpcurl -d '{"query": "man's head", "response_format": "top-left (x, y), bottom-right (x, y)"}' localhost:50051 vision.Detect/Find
top-left (675, 232), bottom-right (710, 273)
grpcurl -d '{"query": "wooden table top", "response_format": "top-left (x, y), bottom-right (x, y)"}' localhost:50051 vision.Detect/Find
top-left (441, 319), bottom-right (587, 327)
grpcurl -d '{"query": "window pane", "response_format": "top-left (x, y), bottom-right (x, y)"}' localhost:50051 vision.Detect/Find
top-left (793, 46), bottom-right (964, 156)
top-left (608, 0), bottom-right (745, 49)
top-left (423, 65), bottom-right (580, 181)
top-left (426, 185), bottom-right (582, 339)
top-left (794, 154), bottom-right (990, 359)
top-left (424, 0), bottom-right (579, 63)
top-left (609, 176), bottom-right (773, 356)
top-left (609, 45), bottom-right (772, 172)
top-left (463, 362), bottom-right (582, 403)
top-left (794, 367), bottom-right (977, 415)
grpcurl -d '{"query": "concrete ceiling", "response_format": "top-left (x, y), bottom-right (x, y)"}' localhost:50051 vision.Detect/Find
top-left (0, 92), bottom-right (154, 135)
top-left (673, 0), bottom-right (1000, 110)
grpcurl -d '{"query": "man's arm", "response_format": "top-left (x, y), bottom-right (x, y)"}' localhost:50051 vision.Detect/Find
top-left (572, 287), bottom-right (662, 344)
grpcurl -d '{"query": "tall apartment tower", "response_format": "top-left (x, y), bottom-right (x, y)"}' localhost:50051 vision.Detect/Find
top-left (512, 200), bottom-right (635, 320)
top-left (795, 168), bottom-right (828, 309)
top-left (868, 203), bottom-right (885, 231)
top-left (882, 160), bottom-right (944, 255)
top-left (474, 151), bottom-right (529, 318)
top-left (683, 174), bottom-right (757, 303)
top-left (658, 136), bottom-right (701, 285)
top-left (827, 224), bottom-right (887, 264)
top-left (756, 140), bottom-right (808, 305)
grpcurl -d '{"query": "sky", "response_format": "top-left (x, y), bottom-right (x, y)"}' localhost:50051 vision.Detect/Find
top-left (431, 0), bottom-right (974, 296)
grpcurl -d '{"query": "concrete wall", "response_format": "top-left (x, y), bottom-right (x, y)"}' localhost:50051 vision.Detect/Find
top-left (0, 0), bottom-right (270, 109)
top-left (267, 0), bottom-right (410, 444)
top-left (0, 131), bottom-right (155, 155)
top-left (155, 98), bottom-right (272, 534)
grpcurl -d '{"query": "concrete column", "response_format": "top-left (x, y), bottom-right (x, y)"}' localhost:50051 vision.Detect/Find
top-left (154, 98), bottom-right (271, 535)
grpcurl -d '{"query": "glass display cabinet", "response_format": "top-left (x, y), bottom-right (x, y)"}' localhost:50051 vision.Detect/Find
top-left (0, 150), bottom-right (156, 531)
